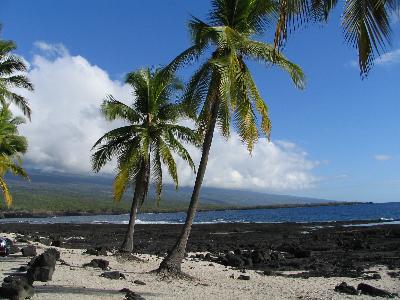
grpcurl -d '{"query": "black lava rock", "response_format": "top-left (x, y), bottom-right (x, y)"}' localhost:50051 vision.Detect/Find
top-left (357, 283), bottom-right (396, 298)
top-left (50, 240), bottom-right (62, 247)
top-left (21, 245), bottom-right (37, 257)
top-left (0, 275), bottom-right (34, 300)
top-left (100, 271), bottom-right (125, 280)
top-left (27, 251), bottom-right (57, 283)
top-left (83, 259), bottom-right (109, 270)
top-left (334, 282), bottom-right (358, 295)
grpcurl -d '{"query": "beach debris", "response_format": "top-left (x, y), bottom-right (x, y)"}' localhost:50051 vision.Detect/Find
top-left (334, 282), bottom-right (358, 295)
top-left (83, 258), bottom-right (109, 270)
top-left (357, 283), bottom-right (397, 298)
top-left (119, 288), bottom-right (146, 300)
top-left (21, 246), bottom-right (37, 257)
top-left (27, 249), bottom-right (58, 283)
top-left (237, 275), bottom-right (250, 280)
top-left (0, 275), bottom-right (34, 300)
top-left (100, 271), bottom-right (125, 280)
top-left (133, 280), bottom-right (146, 285)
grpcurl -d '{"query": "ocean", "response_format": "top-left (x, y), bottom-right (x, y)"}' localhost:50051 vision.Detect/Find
top-left (1, 202), bottom-right (400, 225)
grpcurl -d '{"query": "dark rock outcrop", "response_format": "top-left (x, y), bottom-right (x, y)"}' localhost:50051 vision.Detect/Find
top-left (83, 259), bottom-right (109, 270)
top-left (334, 282), bottom-right (358, 295)
top-left (27, 250), bottom-right (58, 283)
top-left (357, 283), bottom-right (397, 298)
top-left (0, 275), bottom-right (34, 300)
top-left (100, 271), bottom-right (125, 280)
top-left (21, 246), bottom-right (36, 257)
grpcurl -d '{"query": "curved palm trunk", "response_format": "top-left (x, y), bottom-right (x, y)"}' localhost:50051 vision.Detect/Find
top-left (120, 162), bottom-right (149, 253)
top-left (158, 99), bottom-right (220, 273)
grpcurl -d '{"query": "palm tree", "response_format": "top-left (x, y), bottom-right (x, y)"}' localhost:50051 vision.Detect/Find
top-left (92, 68), bottom-right (199, 253)
top-left (0, 105), bottom-right (28, 207)
top-left (272, 0), bottom-right (400, 76)
top-left (158, 0), bottom-right (305, 274)
top-left (0, 27), bottom-right (33, 119)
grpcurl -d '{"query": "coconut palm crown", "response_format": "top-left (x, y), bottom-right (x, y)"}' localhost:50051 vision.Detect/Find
top-left (0, 27), bottom-right (33, 119)
top-left (272, 0), bottom-right (400, 76)
top-left (91, 68), bottom-right (199, 252)
top-left (0, 104), bottom-right (28, 207)
top-left (158, 0), bottom-right (305, 273)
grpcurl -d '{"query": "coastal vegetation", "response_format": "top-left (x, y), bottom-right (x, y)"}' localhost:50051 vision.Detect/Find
top-left (91, 68), bottom-right (198, 252)
top-left (0, 29), bottom-right (32, 207)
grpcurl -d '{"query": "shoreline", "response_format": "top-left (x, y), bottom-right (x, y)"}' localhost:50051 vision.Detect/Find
top-left (0, 201), bottom-right (370, 219)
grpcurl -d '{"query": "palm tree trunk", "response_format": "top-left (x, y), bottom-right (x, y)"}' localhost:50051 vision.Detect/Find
top-left (120, 162), bottom-right (149, 253)
top-left (158, 99), bottom-right (220, 274)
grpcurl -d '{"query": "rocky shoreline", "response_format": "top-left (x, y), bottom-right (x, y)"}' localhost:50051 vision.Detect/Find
top-left (1, 221), bottom-right (399, 279)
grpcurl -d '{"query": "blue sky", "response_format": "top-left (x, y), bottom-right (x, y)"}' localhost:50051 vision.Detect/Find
top-left (1, 0), bottom-right (400, 202)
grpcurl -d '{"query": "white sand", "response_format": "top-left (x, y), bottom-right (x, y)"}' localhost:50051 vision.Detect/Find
top-left (0, 233), bottom-right (399, 300)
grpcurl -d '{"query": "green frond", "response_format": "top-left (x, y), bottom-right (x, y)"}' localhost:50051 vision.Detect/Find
top-left (101, 96), bottom-right (142, 123)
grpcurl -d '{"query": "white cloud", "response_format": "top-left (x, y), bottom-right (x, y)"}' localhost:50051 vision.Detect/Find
top-left (16, 42), bottom-right (131, 174)
top-left (375, 49), bottom-right (400, 66)
top-left (15, 42), bottom-right (318, 192)
top-left (374, 154), bottom-right (393, 161)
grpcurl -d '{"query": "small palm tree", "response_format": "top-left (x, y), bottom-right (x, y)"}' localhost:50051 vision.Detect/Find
top-left (158, 0), bottom-right (305, 274)
top-left (0, 27), bottom-right (33, 119)
top-left (272, 0), bottom-right (400, 76)
top-left (92, 68), bottom-right (199, 253)
top-left (0, 105), bottom-right (28, 207)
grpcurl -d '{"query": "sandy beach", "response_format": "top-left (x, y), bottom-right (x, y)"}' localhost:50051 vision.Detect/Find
top-left (1, 227), bottom-right (399, 299)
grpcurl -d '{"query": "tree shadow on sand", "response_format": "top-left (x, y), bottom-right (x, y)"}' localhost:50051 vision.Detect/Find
top-left (34, 285), bottom-right (160, 297)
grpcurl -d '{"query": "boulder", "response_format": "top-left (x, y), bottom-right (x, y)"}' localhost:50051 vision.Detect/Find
top-left (100, 271), bottom-right (125, 280)
top-left (0, 275), bottom-right (34, 300)
top-left (134, 280), bottom-right (146, 285)
top-left (357, 283), bottom-right (397, 298)
top-left (27, 251), bottom-right (57, 283)
top-left (334, 282), bottom-right (358, 295)
top-left (237, 275), bottom-right (250, 280)
top-left (83, 259), bottom-right (109, 270)
top-left (21, 246), bottom-right (36, 257)
top-left (44, 248), bottom-right (60, 260)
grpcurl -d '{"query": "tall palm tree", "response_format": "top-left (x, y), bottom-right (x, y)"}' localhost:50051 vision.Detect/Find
top-left (0, 105), bottom-right (28, 207)
top-left (158, 0), bottom-right (305, 274)
top-left (0, 27), bottom-right (33, 119)
top-left (92, 68), bottom-right (199, 253)
top-left (272, 0), bottom-right (400, 76)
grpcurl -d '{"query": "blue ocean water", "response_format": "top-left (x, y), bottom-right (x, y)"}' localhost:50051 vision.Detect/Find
top-left (1, 202), bottom-right (400, 225)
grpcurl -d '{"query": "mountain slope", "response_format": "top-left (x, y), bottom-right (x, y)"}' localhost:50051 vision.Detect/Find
top-left (4, 170), bottom-right (334, 213)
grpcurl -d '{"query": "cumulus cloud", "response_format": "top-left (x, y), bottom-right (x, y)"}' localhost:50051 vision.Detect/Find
top-left (16, 42), bottom-right (318, 192)
top-left (374, 154), bottom-right (393, 161)
top-left (375, 49), bottom-right (400, 66)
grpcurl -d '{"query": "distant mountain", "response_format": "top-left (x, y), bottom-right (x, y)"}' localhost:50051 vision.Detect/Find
top-left (4, 169), bottom-right (335, 213)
